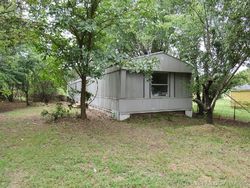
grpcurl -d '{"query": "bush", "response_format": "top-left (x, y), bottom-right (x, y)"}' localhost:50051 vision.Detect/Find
top-left (41, 103), bottom-right (70, 121)
top-left (31, 80), bottom-right (58, 103)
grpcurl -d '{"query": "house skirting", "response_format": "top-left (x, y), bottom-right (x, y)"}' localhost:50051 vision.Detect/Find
top-left (90, 97), bottom-right (192, 120)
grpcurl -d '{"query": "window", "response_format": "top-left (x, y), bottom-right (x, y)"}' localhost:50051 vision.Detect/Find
top-left (151, 72), bottom-right (169, 97)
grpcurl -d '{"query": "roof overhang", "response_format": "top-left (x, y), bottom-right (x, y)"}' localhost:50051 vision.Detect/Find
top-left (108, 52), bottom-right (192, 74)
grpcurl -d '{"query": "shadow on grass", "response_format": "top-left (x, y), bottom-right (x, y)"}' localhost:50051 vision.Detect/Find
top-left (125, 112), bottom-right (205, 129)
top-left (126, 112), bottom-right (250, 129)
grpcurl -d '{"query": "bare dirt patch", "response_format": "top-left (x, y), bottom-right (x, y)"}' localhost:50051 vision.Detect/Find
top-left (191, 124), bottom-right (217, 133)
top-left (8, 170), bottom-right (28, 188)
top-left (0, 101), bottom-right (27, 113)
top-left (0, 113), bottom-right (6, 121)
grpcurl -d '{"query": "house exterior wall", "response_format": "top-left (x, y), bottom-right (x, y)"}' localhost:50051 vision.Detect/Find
top-left (125, 72), bottom-right (144, 98)
top-left (174, 73), bottom-right (192, 98)
top-left (118, 98), bottom-right (192, 114)
top-left (124, 72), bottom-right (192, 99)
top-left (87, 69), bottom-right (121, 112)
top-left (230, 91), bottom-right (250, 106)
top-left (88, 69), bottom-right (192, 117)
top-left (88, 70), bottom-right (121, 99)
top-left (147, 53), bottom-right (192, 73)
top-left (117, 71), bottom-right (192, 114)
top-left (69, 53), bottom-right (193, 120)
top-left (68, 79), bottom-right (81, 103)
top-left (68, 69), bottom-right (120, 106)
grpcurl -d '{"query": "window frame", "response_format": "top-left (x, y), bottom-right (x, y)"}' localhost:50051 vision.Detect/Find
top-left (150, 71), bottom-right (170, 98)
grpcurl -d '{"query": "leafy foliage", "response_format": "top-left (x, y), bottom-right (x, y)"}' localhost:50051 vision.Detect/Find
top-left (41, 103), bottom-right (70, 121)
top-left (26, 0), bottom-right (163, 119)
top-left (171, 0), bottom-right (250, 123)
top-left (0, 0), bottom-right (41, 100)
top-left (121, 56), bottom-right (159, 79)
top-left (239, 68), bottom-right (250, 84)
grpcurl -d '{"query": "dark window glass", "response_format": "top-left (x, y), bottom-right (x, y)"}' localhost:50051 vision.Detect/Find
top-left (151, 72), bottom-right (169, 97)
top-left (152, 72), bottom-right (168, 84)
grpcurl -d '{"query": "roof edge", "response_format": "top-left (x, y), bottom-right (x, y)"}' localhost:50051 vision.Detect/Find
top-left (133, 51), bottom-right (184, 63)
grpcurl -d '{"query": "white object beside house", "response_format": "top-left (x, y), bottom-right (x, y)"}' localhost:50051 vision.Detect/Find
top-left (68, 52), bottom-right (193, 120)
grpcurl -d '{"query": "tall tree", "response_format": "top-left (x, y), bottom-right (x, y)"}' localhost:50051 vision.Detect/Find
top-left (0, 0), bottom-right (33, 98)
top-left (172, 0), bottom-right (250, 123)
top-left (110, 0), bottom-right (181, 56)
top-left (27, 0), bottom-right (155, 119)
top-left (14, 46), bottom-right (41, 105)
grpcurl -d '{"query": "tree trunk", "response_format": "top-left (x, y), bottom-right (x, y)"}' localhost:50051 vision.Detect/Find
top-left (80, 76), bottom-right (87, 119)
top-left (203, 80), bottom-right (215, 124)
top-left (194, 75), bottom-right (204, 115)
top-left (197, 103), bottom-right (204, 115)
top-left (44, 96), bottom-right (49, 105)
top-left (206, 108), bottom-right (214, 124)
top-left (7, 93), bottom-right (14, 102)
top-left (8, 86), bottom-right (14, 102)
top-left (196, 92), bottom-right (204, 115)
top-left (25, 90), bottom-right (30, 106)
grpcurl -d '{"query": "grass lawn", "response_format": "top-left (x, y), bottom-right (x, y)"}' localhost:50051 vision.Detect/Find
top-left (0, 103), bottom-right (250, 187)
top-left (214, 99), bottom-right (250, 123)
top-left (193, 99), bottom-right (250, 123)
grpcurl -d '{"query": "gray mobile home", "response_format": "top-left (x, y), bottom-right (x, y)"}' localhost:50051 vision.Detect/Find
top-left (69, 52), bottom-right (193, 120)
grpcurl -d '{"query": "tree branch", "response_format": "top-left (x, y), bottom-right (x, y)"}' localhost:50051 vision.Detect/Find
top-left (211, 54), bottom-right (249, 108)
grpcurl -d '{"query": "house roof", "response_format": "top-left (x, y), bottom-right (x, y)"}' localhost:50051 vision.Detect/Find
top-left (107, 52), bottom-right (192, 74)
top-left (69, 52), bottom-right (192, 83)
top-left (232, 84), bottom-right (250, 91)
top-left (138, 52), bottom-right (192, 73)
top-left (134, 51), bottom-right (182, 62)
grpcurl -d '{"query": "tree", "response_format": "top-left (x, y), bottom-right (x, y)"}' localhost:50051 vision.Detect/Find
top-left (229, 67), bottom-right (250, 90)
top-left (30, 56), bottom-right (69, 104)
top-left (240, 68), bottom-right (250, 84)
top-left (27, 0), bottom-right (157, 119)
top-left (171, 12), bottom-right (206, 115)
top-left (0, 1), bottom-right (17, 97)
top-left (110, 0), bottom-right (181, 56)
top-left (171, 0), bottom-right (250, 124)
top-left (14, 46), bottom-right (41, 105)
top-left (0, 0), bottom-right (34, 99)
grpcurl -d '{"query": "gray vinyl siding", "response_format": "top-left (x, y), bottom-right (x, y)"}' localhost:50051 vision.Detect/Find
top-left (96, 71), bottom-right (120, 98)
top-left (119, 98), bottom-right (192, 114)
top-left (87, 70), bottom-right (120, 112)
top-left (125, 72), bottom-right (144, 98)
top-left (149, 53), bottom-right (192, 73)
top-left (174, 73), bottom-right (192, 98)
top-left (70, 52), bottom-right (193, 116)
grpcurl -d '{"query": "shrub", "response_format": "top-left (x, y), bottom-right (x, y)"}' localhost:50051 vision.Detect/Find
top-left (31, 80), bottom-right (58, 104)
top-left (41, 103), bottom-right (70, 121)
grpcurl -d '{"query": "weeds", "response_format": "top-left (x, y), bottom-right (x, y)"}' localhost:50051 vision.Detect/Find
top-left (41, 103), bottom-right (71, 121)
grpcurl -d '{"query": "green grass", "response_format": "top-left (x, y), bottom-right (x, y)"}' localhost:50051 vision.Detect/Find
top-left (214, 99), bottom-right (250, 122)
top-left (0, 104), bottom-right (250, 187)
top-left (193, 99), bottom-right (250, 123)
